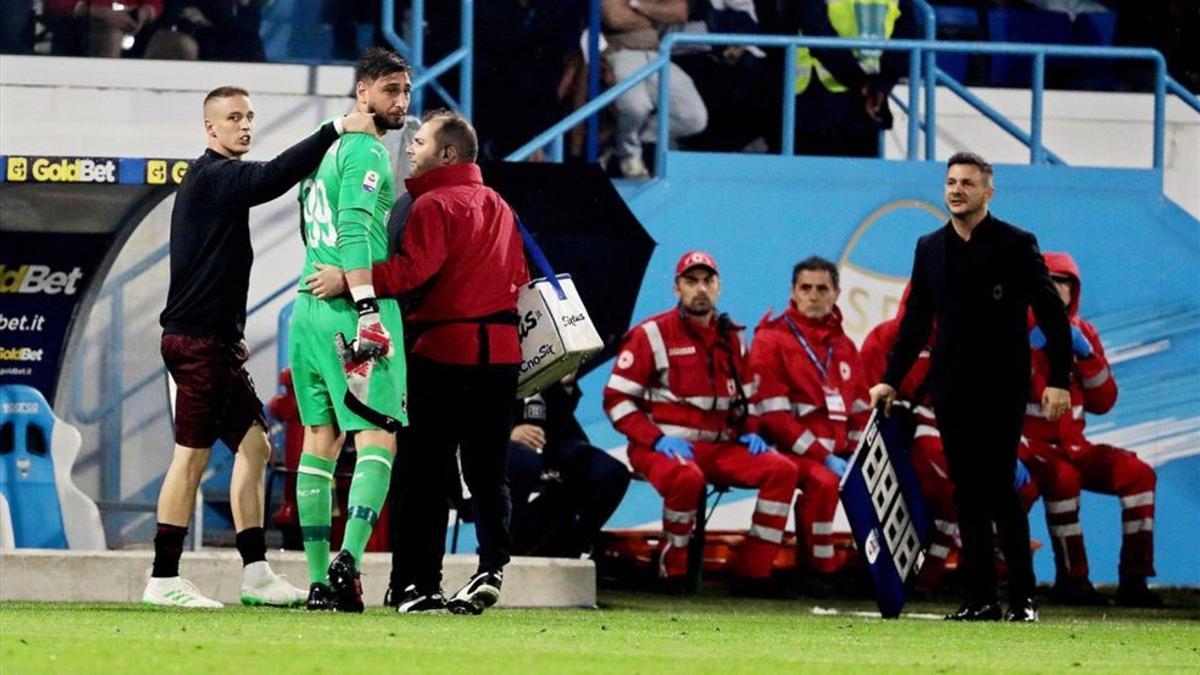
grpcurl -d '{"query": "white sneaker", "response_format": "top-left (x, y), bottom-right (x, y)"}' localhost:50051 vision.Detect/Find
top-left (142, 576), bottom-right (224, 608)
top-left (240, 561), bottom-right (306, 607)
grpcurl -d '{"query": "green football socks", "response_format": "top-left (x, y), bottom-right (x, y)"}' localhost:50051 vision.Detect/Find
top-left (341, 446), bottom-right (393, 565)
top-left (297, 453), bottom-right (335, 585)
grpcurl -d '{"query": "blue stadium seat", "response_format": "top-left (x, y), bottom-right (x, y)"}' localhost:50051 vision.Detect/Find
top-left (986, 8), bottom-right (1073, 87)
top-left (932, 5), bottom-right (980, 83)
top-left (0, 385), bottom-right (106, 550)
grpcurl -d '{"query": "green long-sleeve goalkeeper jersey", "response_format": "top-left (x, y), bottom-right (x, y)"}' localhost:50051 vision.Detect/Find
top-left (297, 130), bottom-right (394, 288)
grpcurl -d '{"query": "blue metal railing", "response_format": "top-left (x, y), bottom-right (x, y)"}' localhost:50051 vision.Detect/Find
top-left (509, 32), bottom-right (1196, 178)
top-left (381, 0), bottom-right (474, 117)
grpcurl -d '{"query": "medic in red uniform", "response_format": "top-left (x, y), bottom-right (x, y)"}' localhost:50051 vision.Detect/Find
top-left (748, 257), bottom-right (868, 581)
top-left (604, 251), bottom-right (798, 594)
top-left (1021, 251), bottom-right (1161, 607)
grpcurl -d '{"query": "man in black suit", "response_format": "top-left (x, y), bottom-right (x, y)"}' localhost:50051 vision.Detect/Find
top-left (869, 151), bottom-right (1073, 623)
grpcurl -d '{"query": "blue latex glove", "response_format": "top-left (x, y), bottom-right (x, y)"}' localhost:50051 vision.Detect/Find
top-left (1070, 325), bottom-right (1094, 359)
top-left (654, 436), bottom-right (694, 461)
top-left (739, 433), bottom-right (770, 455)
top-left (1029, 326), bottom-right (1047, 350)
top-left (823, 454), bottom-right (848, 478)
top-left (1014, 459), bottom-right (1031, 489)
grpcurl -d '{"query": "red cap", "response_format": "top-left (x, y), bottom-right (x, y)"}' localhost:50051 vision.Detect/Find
top-left (675, 250), bottom-right (719, 277)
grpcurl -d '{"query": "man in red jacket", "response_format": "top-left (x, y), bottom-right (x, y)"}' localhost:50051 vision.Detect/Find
top-left (748, 256), bottom-right (868, 587)
top-left (1022, 251), bottom-right (1161, 607)
top-left (306, 109), bottom-right (530, 615)
top-left (604, 251), bottom-right (798, 595)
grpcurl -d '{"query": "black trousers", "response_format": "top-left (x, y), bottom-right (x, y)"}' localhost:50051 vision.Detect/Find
top-left (388, 356), bottom-right (518, 593)
top-left (936, 397), bottom-right (1035, 605)
top-left (506, 439), bottom-right (631, 558)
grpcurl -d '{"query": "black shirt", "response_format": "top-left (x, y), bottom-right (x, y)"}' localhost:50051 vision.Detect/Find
top-left (160, 122), bottom-right (339, 340)
top-left (883, 213), bottom-right (1071, 406)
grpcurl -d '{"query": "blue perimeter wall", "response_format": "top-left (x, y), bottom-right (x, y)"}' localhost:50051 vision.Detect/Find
top-left (566, 152), bottom-right (1198, 586)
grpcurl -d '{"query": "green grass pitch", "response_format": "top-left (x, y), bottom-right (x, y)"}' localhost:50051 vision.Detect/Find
top-left (2, 591), bottom-right (1198, 673)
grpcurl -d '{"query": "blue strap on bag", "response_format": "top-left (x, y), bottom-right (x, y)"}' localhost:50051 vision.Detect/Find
top-left (516, 217), bottom-right (567, 301)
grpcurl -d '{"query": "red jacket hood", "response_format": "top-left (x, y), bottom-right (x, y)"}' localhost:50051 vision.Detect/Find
top-left (405, 162), bottom-right (483, 199)
top-left (1044, 251), bottom-right (1081, 318)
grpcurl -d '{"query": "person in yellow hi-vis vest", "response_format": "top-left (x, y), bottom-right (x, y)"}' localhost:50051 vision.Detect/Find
top-left (794, 0), bottom-right (917, 157)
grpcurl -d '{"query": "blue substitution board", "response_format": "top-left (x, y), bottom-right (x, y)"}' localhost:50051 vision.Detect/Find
top-left (840, 406), bottom-right (934, 618)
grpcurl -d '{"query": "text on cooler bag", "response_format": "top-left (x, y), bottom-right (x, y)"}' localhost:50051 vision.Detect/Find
top-left (514, 218), bottom-right (604, 398)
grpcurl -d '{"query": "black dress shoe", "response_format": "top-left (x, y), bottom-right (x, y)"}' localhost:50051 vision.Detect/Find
top-left (944, 601), bottom-right (1002, 621)
top-left (1004, 597), bottom-right (1039, 622)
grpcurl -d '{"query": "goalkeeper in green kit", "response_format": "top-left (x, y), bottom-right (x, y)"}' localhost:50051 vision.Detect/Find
top-left (289, 48), bottom-right (412, 612)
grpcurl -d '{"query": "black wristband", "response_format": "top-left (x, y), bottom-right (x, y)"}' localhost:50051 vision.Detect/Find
top-left (355, 297), bottom-right (379, 316)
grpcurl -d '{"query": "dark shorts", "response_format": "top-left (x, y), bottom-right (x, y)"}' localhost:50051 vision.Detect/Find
top-left (161, 333), bottom-right (266, 451)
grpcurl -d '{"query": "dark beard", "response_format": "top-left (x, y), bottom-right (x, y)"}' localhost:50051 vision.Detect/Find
top-left (373, 112), bottom-right (405, 132)
top-left (367, 103), bottom-right (406, 132)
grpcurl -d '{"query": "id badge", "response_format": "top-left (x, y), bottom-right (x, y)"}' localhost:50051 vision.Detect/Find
top-left (824, 385), bottom-right (848, 422)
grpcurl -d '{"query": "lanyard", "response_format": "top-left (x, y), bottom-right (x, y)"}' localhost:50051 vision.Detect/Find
top-left (783, 315), bottom-right (833, 383)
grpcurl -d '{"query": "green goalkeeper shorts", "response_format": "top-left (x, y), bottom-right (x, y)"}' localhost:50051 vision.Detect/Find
top-left (288, 292), bottom-right (408, 431)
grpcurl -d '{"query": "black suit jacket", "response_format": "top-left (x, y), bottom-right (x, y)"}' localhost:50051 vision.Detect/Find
top-left (883, 213), bottom-right (1072, 408)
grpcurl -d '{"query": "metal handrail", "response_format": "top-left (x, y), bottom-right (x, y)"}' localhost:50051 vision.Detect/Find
top-left (660, 34), bottom-right (1170, 176)
top-left (1167, 76), bottom-right (1200, 114)
top-left (932, 67), bottom-right (1066, 165)
top-left (381, 0), bottom-right (474, 117)
top-left (509, 33), bottom-right (1191, 178)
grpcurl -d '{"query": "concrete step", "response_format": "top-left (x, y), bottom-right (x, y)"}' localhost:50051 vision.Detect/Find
top-left (0, 549), bottom-right (595, 607)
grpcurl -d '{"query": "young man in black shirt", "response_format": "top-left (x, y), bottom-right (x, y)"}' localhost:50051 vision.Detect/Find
top-left (147, 86), bottom-right (376, 608)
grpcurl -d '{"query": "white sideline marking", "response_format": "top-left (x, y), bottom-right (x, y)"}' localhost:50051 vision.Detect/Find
top-left (811, 607), bottom-right (943, 621)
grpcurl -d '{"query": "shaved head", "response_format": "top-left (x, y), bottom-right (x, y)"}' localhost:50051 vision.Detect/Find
top-left (203, 87), bottom-right (254, 158)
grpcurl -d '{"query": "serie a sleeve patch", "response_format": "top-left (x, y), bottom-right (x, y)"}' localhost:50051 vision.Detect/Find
top-left (362, 170), bottom-right (379, 193)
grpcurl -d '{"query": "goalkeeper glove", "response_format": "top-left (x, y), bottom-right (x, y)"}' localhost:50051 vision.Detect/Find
top-left (351, 286), bottom-right (393, 361)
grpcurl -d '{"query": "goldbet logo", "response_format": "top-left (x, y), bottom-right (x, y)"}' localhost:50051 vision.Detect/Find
top-left (7, 157), bottom-right (29, 181)
top-left (0, 264), bottom-right (84, 295)
top-left (30, 157), bottom-right (117, 183)
top-left (0, 346), bottom-right (44, 362)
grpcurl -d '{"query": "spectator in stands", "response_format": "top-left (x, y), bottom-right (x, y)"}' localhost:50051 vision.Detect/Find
top-left (474, 0), bottom-right (589, 160)
top-left (791, 0), bottom-right (917, 157)
top-left (604, 251), bottom-right (797, 595)
top-left (673, 0), bottom-right (778, 152)
top-left (0, 0), bottom-right (35, 54)
top-left (506, 374), bottom-right (631, 558)
top-left (143, 0), bottom-right (266, 62)
top-left (602, 0), bottom-right (708, 177)
top-left (1020, 251), bottom-right (1162, 607)
top-left (748, 256), bottom-right (868, 594)
top-left (45, 0), bottom-right (161, 58)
